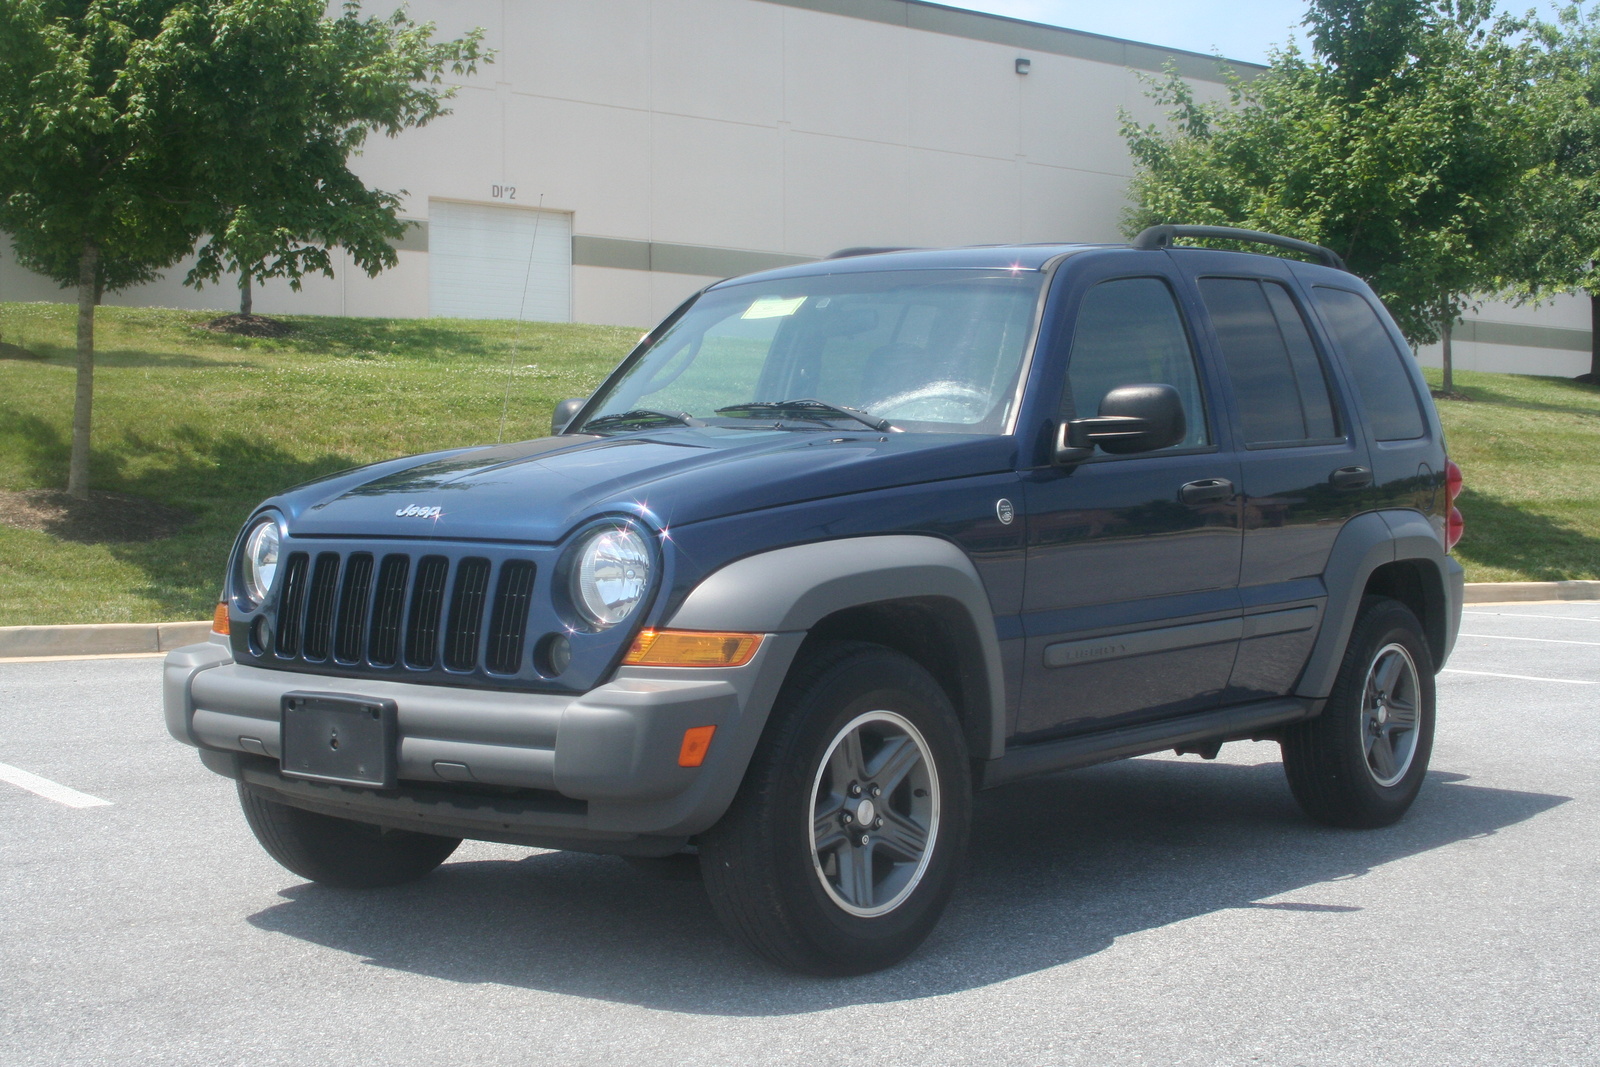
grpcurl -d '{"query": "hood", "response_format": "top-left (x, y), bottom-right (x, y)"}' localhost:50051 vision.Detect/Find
top-left (274, 428), bottom-right (1018, 543)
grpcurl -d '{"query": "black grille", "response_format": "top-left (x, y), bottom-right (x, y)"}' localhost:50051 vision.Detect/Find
top-left (486, 561), bottom-right (536, 674)
top-left (405, 555), bottom-right (450, 668)
top-left (269, 549), bottom-right (534, 676)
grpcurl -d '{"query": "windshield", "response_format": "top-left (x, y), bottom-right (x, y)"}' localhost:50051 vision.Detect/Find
top-left (580, 268), bottom-right (1046, 435)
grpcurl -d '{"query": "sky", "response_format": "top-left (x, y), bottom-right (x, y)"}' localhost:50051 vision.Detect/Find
top-left (942, 1), bottom-right (1319, 65)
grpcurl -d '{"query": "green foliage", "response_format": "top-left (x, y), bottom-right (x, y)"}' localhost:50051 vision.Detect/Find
top-left (1121, 0), bottom-right (1560, 346)
top-left (183, 2), bottom-right (489, 299)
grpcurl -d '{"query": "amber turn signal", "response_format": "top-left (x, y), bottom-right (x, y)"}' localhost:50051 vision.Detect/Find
top-left (678, 725), bottom-right (717, 767)
top-left (623, 629), bottom-right (762, 667)
top-left (211, 601), bottom-right (230, 636)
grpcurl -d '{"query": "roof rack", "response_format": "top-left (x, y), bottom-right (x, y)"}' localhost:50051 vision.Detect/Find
top-left (1131, 225), bottom-right (1347, 272)
top-left (827, 246), bottom-right (920, 260)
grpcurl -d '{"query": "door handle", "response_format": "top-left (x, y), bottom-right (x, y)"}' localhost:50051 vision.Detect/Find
top-left (1329, 466), bottom-right (1373, 490)
top-left (1179, 478), bottom-right (1234, 505)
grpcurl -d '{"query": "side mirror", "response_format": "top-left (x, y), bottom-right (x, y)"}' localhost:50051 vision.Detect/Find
top-left (551, 397), bottom-right (586, 436)
top-left (1054, 383), bottom-right (1186, 465)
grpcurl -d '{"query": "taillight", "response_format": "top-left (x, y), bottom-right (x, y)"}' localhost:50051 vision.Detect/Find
top-left (1444, 460), bottom-right (1464, 550)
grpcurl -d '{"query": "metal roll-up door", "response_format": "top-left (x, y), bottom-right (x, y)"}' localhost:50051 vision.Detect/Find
top-left (428, 200), bottom-right (572, 321)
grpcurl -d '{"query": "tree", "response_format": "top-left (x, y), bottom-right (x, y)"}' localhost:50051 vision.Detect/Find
top-left (184, 4), bottom-right (486, 316)
top-left (1510, 5), bottom-right (1600, 383)
top-left (0, 1), bottom-right (486, 499)
top-left (1121, 0), bottom-right (1558, 394)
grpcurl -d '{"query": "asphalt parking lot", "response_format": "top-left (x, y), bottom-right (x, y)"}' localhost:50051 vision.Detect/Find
top-left (2, 603), bottom-right (1597, 1067)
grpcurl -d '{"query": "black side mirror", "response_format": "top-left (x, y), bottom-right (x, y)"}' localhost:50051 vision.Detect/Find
top-left (1054, 383), bottom-right (1187, 465)
top-left (551, 398), bottom-right (586, 436)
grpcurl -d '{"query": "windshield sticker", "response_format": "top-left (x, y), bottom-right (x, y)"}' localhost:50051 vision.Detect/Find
top-left (741, 295), bottom-right (806, 320)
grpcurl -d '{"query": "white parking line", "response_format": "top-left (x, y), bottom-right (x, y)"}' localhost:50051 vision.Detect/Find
top-left (1458, 632), bottom-right (1600, 647)
top-left (1441, 668), bottom-right (1595, 685)
top-left (0, 762), bottom-right (113, 808)
top-left (1464, 610), bottom-right (1600, 623)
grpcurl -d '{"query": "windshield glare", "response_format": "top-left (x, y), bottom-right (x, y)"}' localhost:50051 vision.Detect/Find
top-left (583, 269), bottom-right (1045, 435)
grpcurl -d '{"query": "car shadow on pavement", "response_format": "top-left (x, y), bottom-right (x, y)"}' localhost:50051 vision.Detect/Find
top-left (246, 754), bottom-right (1567, 1015)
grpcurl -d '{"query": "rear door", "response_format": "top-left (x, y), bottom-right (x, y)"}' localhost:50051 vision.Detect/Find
top-left (1016, 253), bottom-right (1243, 741)
top-left (1177, 254), bottom-right (1372, 700)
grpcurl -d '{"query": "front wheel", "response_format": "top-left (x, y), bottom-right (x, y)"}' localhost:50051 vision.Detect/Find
top-left (1282, 596), bottom-right (1436, 828)
top-left (237, 782), bottom-right (461, 888)
top-left (699, 642), bottom-right (971, 975)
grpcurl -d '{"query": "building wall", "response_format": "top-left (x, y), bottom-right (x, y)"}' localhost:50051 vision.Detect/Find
top-left (2, 0), bottom-right (1241, 329)
top-left (10, 0), bottom-right (1590, 376)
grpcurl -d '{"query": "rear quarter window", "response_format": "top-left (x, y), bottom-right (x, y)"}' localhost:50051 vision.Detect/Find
top-left (1313, 287), bottom-right (1427, 441)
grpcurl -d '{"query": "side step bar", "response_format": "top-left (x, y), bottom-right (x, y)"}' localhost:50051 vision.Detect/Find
top-left (975, 697), bottom-right (1318, 790)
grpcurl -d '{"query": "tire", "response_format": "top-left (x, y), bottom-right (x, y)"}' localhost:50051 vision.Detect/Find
top-left (698, 641), bottom-right (972, 975)
top-left (237, 782), bottom-right (461, 888)
top-left (620, 852), bottom-right (702, 881)
top-left (1282, 596), bottom-right (1436, 828)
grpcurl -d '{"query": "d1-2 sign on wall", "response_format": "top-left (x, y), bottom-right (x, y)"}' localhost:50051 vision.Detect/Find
top-left (428, 199), bottom-right (573, 321)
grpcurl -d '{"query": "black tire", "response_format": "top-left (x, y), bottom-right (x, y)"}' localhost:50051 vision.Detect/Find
top-left (619, 852), bottom-right (702, 881)
top-left (237, 782), bottom-right (461, 888)
top-left (698, 641), bottom-right (971, 976)
top-left (1282, 596), bottom-right (1436, 828)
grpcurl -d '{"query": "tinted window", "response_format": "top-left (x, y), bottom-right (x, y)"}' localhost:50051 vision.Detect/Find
top-left (1063, 277), bottom-right (1209, 448)
top-left (1199, 278), bottom-right (1338, 445)
top-left (1314, 287), bottom-right (1426, 441)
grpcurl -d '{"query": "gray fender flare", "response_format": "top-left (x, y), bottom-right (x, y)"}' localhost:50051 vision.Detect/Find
top-left (1295, 510), bottom-right (1453, 700)
top-left (666, 535), bottom-right (1008, 759)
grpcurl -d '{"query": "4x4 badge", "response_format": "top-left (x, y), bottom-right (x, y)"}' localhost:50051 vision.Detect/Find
top-left (996, 498), bottom-right (1015, 525)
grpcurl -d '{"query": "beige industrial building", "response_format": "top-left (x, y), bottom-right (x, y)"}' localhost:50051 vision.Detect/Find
top-left (1, 0), bottom-right (1588, 374)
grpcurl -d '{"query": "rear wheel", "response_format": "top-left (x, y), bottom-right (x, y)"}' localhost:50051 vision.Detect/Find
top-left (237, 782), bottom-right (461, 888)
top-left (1282, 597), bottom-right (1436, 828)
top-left (699, 642), bottom-right (971, 975)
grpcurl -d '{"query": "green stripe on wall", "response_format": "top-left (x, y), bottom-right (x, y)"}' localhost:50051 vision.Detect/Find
top-left (1457, 320), bottom-right (1591, 353)
top-left (572, 236), bottom-right (816, 278)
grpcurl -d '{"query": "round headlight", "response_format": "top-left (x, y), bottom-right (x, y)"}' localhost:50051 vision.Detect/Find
top-left (241, 518), bottom-right (282, 604)
top-left (570, 525), bottom-right (652, 628)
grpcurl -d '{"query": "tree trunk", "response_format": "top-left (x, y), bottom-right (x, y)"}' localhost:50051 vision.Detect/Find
top-left (239, 272), bottom-right (252, 316)
top-left (1589, 291), bottom-right (1599, 381)
top-left (68, 240), bottom-right (99, 500)
top-left (1440, 315), bottom-right (1454, 396)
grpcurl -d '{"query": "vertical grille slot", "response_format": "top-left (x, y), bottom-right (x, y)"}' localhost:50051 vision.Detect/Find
top-left (485, 561), bottom-right (536, 674)
top-left (301, 553), bottom-right (341, 661)
top-left (405, 555), bottom-right (450, 668)
top-left (334, 553), bottom-right (374, 663)
top-left (444, 558), bottom-right (492, 671)
top-left (367, 554), bottom-right (409, 667)
top-left (274, 553), bottom-right (310, 658)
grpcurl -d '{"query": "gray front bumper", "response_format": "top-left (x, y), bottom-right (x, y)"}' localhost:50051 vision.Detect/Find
top-left (164, 634), bottom-right (801, 851)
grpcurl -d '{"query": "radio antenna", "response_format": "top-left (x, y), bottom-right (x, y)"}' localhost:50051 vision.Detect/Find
top-left (498, 192), bottom-right (545, 444)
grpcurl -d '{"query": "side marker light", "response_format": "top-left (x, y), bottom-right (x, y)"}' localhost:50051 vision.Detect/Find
top-left (624, 629), bottom-right (763, 667)
top-left (212, 601), bottom-right (230, 636)
top-left (678, 725), bottom-right (717, 767)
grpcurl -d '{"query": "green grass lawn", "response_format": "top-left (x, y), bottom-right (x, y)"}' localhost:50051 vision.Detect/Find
top-left (1, 300), bottom-right (1597, 625)
top-left (0, 302), bottom-right (638, 626)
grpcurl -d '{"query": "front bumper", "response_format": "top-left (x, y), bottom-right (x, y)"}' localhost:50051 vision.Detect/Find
top-left (164, 634), bottom-right (801, 852)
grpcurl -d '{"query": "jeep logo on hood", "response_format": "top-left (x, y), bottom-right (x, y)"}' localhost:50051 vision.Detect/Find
top-left (394, 504), bottom-right (443, 519)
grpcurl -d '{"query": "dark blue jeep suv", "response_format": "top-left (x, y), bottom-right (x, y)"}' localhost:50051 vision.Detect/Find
top-left (165, 226), bottom-right (1465, 975)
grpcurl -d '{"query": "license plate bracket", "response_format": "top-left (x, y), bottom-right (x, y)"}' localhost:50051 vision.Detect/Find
top-left (280, 692), bottom-right (397, 789)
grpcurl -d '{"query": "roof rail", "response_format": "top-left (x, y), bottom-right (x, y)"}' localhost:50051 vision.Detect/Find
top-left (1131, 224), bottom-right (1347, 272)
top-left (826, 246), bottom-right (920, 260)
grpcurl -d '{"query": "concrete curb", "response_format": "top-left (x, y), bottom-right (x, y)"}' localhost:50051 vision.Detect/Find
top-left (0, 621), bottom-right (213, 659)
top-left (2, 579), bottom-right (1597, 660)
top-left (1464, 580), bottom-right (1600, 604)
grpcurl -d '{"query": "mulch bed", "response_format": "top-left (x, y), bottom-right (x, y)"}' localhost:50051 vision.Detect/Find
top-left (196, 313), bottom-right (294, 338)
top-left (0, 488), bottom-right (194, 544)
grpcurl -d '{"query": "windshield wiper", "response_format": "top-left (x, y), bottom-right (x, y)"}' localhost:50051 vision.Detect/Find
top-left (714, 399), bottom-right (895, 433)
top-left (581, 408), bottom-right (702, 432)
